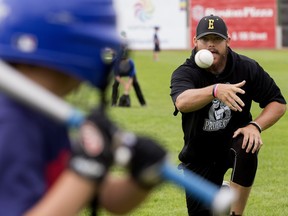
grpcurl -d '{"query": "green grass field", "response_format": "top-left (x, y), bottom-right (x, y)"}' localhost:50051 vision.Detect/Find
top-left (68, 49), bottom-right (288, 216)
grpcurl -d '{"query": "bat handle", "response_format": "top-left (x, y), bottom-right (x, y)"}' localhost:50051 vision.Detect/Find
top-left (66, 109), bottom-right (85, 128)
top-left (160, 162), bottom-right (237, 214)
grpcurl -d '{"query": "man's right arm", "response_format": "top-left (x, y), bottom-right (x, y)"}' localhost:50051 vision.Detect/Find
top-left (175, 81), bottom-right (246, 113)
top-left (175, 85), bottom-right (215, 113)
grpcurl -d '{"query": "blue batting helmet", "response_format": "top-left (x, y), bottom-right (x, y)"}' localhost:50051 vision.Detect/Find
top-left (0, 0), bottom-right (121, 89)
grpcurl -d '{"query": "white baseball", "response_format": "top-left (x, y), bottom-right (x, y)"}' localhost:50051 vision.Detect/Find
top-left (195, 49), bottom-right (214, 68)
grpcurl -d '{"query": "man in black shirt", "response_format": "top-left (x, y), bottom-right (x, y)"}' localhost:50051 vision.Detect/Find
top-left (170, 15), bottom-right (286, 216)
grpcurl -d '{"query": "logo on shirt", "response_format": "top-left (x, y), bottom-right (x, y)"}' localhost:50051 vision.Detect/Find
top-left (203, 99), bottom-right (231, 131)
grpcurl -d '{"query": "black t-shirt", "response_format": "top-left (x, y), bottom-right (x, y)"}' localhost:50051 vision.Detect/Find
top-left (170, 47), bottom-right (286, 164)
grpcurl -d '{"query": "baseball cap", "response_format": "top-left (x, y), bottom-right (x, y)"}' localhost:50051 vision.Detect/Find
top-left (196, 15), bottom-right (228, 39)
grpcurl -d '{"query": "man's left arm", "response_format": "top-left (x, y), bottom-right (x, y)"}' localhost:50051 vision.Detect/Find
top-left (254, 101), bottom-right (286, 131)
top-left (233, 101), bottom-right (286, 153)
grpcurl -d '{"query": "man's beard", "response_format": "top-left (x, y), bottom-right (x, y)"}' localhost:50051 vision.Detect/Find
top-left (207, 46), bottom-right (229, 75)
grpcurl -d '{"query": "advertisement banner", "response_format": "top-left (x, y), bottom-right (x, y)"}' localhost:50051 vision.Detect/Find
top-left (190, 0), bottom-right (277, 48)
top-left (114, 0), bottom-right (187, 50)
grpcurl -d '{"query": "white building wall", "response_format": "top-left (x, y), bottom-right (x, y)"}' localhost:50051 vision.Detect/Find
top-left (114, 0), bottom-right (188, 50)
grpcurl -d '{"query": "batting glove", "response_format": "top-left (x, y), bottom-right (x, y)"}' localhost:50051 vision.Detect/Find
top-left (69, 107), bottom-right (117, 183)
top-left (127, 136), bottom-right (167, 189)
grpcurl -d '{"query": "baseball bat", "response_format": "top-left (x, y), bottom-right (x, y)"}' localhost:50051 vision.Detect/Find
top-left (0, 60), bottom-right (236, 213)
top-left (0, 60), bottom-right (84, 127)
top-left (161, 162), bottom-right (236, 213)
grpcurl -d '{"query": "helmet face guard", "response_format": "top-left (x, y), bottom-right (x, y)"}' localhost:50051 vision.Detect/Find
top-left (0, 0), bottom-right (121, 90)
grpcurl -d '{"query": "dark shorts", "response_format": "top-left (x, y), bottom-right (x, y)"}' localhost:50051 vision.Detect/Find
top-left (154, 44), bottom-right (160, 52)
top-left (181, 135), bottom-right (258, 215)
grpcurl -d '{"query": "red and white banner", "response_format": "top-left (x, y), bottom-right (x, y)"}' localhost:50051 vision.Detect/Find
top-left (190, 0), bottom-right (277, 48)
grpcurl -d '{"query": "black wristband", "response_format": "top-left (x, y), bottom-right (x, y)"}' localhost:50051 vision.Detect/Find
top-left (248, 121), bottom-right (262, 133)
